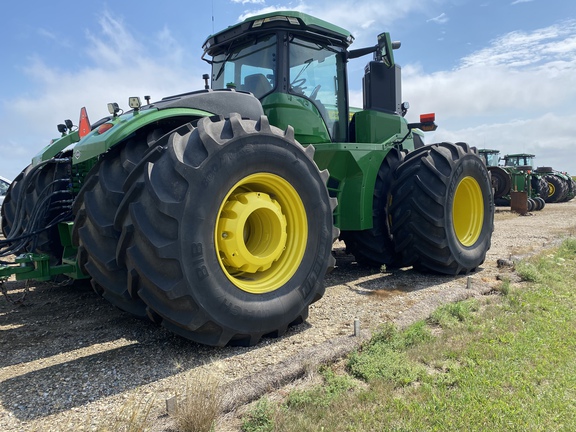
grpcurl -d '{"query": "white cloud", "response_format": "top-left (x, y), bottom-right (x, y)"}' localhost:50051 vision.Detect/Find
top-left (3, 2), bottom-right (576, 180)
top-left (403, 20), bottom-right (576, 174)
top-left (37, 28), bottom-right (57, 41)
top-left (237, 0), bottom-right (434, 44)
top-left (460, 20), bottom-right (576, 68)
top-left (427, 13), bottom-right (449, 24)
top-left (0, 11), bottom-right (205, 180)
top-left (37, 28), bottom-right (72, 49)
top-left (428, 112), bottom-right (576, 172)
top-left (511, 0), bottom-right (535, 5)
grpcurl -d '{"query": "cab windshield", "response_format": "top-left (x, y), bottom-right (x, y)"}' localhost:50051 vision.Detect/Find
top-left (484, 152), bottom-right (499, 167)
top-left (210, 32), bottom-right (347, 141)
top-left (211, 34), bottom-right (277, 99)
top-left (506, 156), bottom-right (534, 167)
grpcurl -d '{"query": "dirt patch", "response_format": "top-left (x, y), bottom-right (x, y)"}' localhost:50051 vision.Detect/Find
top-left (1, 201), bottom-right (576, 431)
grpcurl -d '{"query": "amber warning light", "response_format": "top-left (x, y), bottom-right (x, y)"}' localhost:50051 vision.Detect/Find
top-left (420, 113), bottom-right (435, 123)
top-left (408, 112), bottom-right (438, 132)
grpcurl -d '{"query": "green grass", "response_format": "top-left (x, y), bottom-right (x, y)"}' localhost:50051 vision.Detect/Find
top-left (241, 238), bottom-right (576, 432)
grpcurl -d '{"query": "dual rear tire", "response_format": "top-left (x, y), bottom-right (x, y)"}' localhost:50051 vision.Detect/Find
top-left (74, 114), bottom-right (336, 346)
top-left (389, 143), bottom-right (493, 275)
top-left (2, 157), bottom-right (73, 264)
top-left (342, 142), bottom-right (494, 275)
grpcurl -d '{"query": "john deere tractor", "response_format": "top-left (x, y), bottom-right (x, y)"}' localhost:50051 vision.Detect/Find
top-left (534, 166), bottom-right (576, 203)
top-left (1, 11), bottom-right (493, 346)
top-left (479, 150), bottom-right (546, 211)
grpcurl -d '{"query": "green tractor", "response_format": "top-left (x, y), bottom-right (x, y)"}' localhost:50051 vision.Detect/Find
top-left (1, 11), bottom-right (493, 346)
top-left (478, 150), bottom-right (546, 211)
top-left (533, 166), bottom-right (576, 203)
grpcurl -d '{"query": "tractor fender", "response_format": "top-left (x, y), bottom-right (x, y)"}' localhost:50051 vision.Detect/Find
top-left (71, 107), bottom-right (213, 164)
top-left (32, 130), bottom-right (80, 166)
top-left (313, 143), bottom-right (393, 231)
top-left (73, 89), bottom-right (265, 164)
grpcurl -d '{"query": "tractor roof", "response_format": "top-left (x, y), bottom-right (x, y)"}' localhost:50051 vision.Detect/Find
top-left (504, 153), bottom-right (536, 158)
top-left (203, 11), bottom-right (354, 54)
top-left (478, 149), bottom-right (500, 154)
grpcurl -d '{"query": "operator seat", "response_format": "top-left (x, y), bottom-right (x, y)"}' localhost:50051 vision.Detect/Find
top-left (243, 74), bottom-right (272, 98)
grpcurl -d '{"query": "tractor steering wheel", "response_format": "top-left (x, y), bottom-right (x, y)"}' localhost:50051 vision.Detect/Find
top-left (309, 85), bottom-right (321, 100)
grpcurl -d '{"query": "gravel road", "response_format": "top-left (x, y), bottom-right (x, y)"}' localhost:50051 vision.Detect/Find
top-left (1, 200), bottom-right (575, 431)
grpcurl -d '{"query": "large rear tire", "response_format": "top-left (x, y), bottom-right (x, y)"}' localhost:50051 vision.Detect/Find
top-left (2, 166), bottom-right (32, 254)
top-left (558, 178), bottom-right (576, 202)
top-left (2, 157), bottom-right (72, 264)
top-left (487, 166), bottom-right (511, 199)
top-left (390, 142), bottom-right (494, 275)
top-left (116, 114), bottom-right (337, 346)
top-left (340, 148), bottom-right (404, 267)
top-left (531, 176), bottom-right (549, 200)
top-left (545, 174), bottom-right (567, 203)
top-left (72, 134), bottom-right (161, 317)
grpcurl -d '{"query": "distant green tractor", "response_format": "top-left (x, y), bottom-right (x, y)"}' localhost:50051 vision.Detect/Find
top-left (1, 11), bottom-right (494, 346)
top-left (534, 166), bottom-right (576, 203)
top-left (479, 150), bottom-right (546, 211)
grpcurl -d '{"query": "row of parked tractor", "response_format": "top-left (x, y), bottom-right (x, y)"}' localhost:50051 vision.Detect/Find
top-left (479, 150), bottom-right (575, 212)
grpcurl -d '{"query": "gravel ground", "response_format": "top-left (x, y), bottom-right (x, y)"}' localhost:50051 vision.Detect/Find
top-left (1, 200), bottom-right (576, 431)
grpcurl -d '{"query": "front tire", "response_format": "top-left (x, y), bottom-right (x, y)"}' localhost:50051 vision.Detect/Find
top-left (116, 114), bottom-right (337, 346)
top-left (389, 142), bottom-right (494, 275)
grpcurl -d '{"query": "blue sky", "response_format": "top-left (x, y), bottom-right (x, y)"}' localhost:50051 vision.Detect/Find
top-left (1, 0), bottom-right (575, 180)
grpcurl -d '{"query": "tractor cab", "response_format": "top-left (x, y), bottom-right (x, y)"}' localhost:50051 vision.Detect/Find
top-left (478, 149), bottom-right (500, 167)
top-left (502, 153), bottom-right (535, 169)
top-left (203, 12), bottom-right (352, 144)
top-left (202, 11), bottom-right (408, 146)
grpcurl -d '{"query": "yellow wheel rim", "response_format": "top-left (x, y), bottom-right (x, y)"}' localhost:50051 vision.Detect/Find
top-left (215, 173), bottom-right (307, 294)
top-left (548, 182), bottom-right (555, 197)
top-left (452, 176), bottom-right (484, 247)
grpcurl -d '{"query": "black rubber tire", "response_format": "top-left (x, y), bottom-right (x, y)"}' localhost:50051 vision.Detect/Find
top-left (568, 179), bottom-right (576, 202)
top-left (545, 174), bottom-right (568, 203)
top-left (1, 166), bottom-right (32, 253)
top-left (527, 198), bottom-right (535, 212)
top-left (536, 167), bottom-right (553, 173)
top-left (535, 197), bottom-right (546, 210)
top-left (340, 148), bottom-right (405, 267)
top-left (26, 156), bottom-right (73, 263)
top-left (116, 114), bottom-right (337, 346)
top-left (487, 166), bottom-right (511, 199)
top-left (559, 178), bottom-right (576, 202)
top-left (494, 197), bottom-right (510, 207)
top-left (2, 158), bottom-right (72, 264)
top-left (531, 176), bottom-right (549, 200)
top-left (389, 142), bottom-right (494, 275)
top-left (72, 133), bottom-right (164, 317)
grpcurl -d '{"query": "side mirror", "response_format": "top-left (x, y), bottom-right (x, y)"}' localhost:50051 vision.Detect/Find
top-left (375, 33), bottom-right (401, 66)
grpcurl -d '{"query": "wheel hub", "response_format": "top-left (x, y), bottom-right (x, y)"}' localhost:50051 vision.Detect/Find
top-left (218, 192), bottom-right (287, 273)
top-left (453, 176), bottom-right (484, 247)
top-left (215, 173), bottom-right (308, 294)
